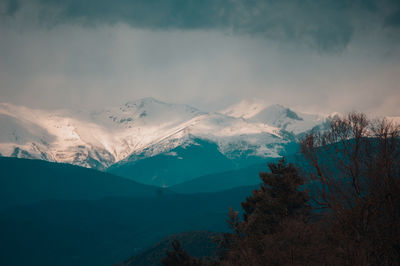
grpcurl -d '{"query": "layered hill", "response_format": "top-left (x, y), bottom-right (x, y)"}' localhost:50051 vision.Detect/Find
top-left (0, 157), bottom-right (168, 209)
top-left (0, 185), bottom-right (256, 266)
top-left (0, 156), bottom-right (258, 266)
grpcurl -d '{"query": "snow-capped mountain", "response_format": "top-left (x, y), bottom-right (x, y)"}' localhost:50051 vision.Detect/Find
top-left (221, 99), bottom-right (328, 135)
top-left (0, 98), bottom-right (329, 170)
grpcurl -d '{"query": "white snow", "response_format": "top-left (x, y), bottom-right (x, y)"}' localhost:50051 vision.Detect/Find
top-left (387, 116), bottom-right (400, 124)
top-left (221, 99), bottom-right (267, 119)
top-left (222, 100), bottom-right (328, 135)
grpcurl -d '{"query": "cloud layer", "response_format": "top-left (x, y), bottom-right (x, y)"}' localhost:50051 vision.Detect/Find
top-left (0, 0), bottom-right (399, 116)
top-left (2, 0), bottom-right (400, 52)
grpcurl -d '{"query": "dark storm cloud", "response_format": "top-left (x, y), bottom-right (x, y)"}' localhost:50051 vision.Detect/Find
top-left (2, 0), bottom-right (400, 52)
top-left (385, 8), bottom-right (400, 27)
top-left (0, 0), bottom-right (19, 15)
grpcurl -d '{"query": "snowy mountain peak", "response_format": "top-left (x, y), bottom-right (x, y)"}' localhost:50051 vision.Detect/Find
top-left (221, 100), bottom-right (327, 135)
top-left (221, 99), bottom-right (266, 119)
top-left (221, 100), bottom-right (303, 122)
top-left (123, 97), bottom-right (200, 113)
top-left (252, 104), bottom-right (303, 123)
top-left (124, 97), bottom-right (166, 108)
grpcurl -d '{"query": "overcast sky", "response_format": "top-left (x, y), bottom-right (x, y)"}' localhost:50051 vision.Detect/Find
top-left (0, 0), bottom-right (399, 115)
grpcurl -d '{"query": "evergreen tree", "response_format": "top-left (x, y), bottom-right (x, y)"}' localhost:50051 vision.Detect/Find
top-left (162, 240), bottom-right (203, 266)
top-left (220, 158), bottom-right (313, 265)
top-left (240, 158), bottom-right (310, 234)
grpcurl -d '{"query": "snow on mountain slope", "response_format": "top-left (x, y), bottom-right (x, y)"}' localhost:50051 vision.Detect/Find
top-left (185, 113), bottom-right (283, 157)
top-left (0, 102), bottom-right (115, 168)
top-left (222, 100), bottom-right (328, 135)
top-left (118, 112), bottom-right (284, 163)
top-left (221, 99), bottom-right (266, 119)
top-left (387, 116), bottom-right (400, 124)
top-left (70, 97), bottom-right (206, 162)
top-left (0, 98), bottom-right (326, 169)
top-left (0, 98), bottom-right (206, 168)
top-left (250, 104), bottom-right (327, 135)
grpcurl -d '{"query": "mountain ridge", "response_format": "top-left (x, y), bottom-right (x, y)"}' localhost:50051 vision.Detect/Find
top-left (0, 98), bottom-right (330, 171)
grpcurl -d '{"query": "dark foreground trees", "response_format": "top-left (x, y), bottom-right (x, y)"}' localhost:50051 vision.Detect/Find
top-left (300, 112), bottom-right (400, 265)
top-left (163, 113), bottom-right (400, 265)
top-left (162, 240), bottom-right (205, 266)
top-left (219, 159), bottom-right (313, 265)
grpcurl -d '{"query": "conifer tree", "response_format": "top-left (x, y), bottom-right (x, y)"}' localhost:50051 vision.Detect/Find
top-left (162, 240), bottom-right (203, 266)
top-left (220, 159), bottom-right (312, 265)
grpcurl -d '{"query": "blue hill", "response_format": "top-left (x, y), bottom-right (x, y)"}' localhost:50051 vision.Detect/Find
top-left (0, 157), bottom-right (169, 209)
top-left (107, 138), bottom-right (240, 187)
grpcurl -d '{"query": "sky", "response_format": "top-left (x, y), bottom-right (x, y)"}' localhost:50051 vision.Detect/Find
top-left (0, 0), bottom-right (399, 116)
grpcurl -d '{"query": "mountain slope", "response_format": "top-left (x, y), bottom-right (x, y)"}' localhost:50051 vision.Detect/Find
top-left (169, 146), bottom-right (309, 194)
top-left (0, 157), bottom-right (169, 209)
top-left (169, 162), bottom-right (269, 193)
top-left (0, 98), bottom-right (207, 169)
top-left (108, 138), bottom-right (238, 187)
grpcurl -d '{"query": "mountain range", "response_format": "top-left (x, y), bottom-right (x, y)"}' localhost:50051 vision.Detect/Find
top-left (0, 97), bottom-right (331, 186)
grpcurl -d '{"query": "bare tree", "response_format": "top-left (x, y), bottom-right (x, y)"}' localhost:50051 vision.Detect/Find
top-left (161, 113), bottom-right (399, 265)
top-left (300, 112), bottom-right (400, 265)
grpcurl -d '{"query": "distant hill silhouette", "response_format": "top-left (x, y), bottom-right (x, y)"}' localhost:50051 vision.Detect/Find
top-left (169, 151), bottom-right (308, 194)
top-left (116, 231), bottom-right (219, 266)
top-left (107, 138), bottom-right (238, 187)
top-left (0, 184), bottom-right (256, 266)
top-left (169, 162), bottom-right (273, 194)
top-left (0, 157), bottom-right (170, 209)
